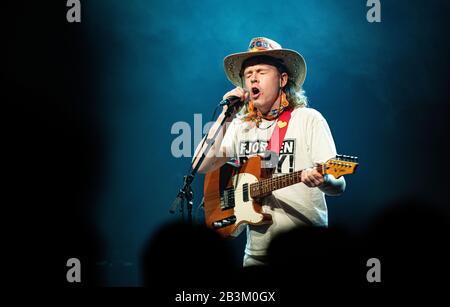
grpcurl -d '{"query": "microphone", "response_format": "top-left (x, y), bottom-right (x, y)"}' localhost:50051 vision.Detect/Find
top-left (218, 95), bottom-right (242, 107)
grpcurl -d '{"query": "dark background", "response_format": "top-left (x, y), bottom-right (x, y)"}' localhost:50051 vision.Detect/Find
top-left (5, 0), bottom-right (449, 290)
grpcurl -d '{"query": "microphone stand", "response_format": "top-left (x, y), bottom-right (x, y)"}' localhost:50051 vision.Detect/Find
top-left (169, 102), bottom-right (240, 224)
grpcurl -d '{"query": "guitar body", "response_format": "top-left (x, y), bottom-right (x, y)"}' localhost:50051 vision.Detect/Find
top-left (203, 153), bottom-right (358, 238)
top-left (203, 156), bottom-right (273, 237)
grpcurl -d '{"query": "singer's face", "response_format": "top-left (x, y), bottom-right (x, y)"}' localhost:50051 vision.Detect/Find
top-left (243, 64), bottom-right (287, 114)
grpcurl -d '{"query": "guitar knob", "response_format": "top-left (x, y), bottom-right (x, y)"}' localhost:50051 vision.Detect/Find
top-left (212, 221), bottom-right (223, 229)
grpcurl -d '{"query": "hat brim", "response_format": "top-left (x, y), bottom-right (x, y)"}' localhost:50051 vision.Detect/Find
top-left (224, 49), bottom-right (306, 89)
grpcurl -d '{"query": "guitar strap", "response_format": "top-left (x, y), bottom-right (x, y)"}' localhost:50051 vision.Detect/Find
top-left (266, 106), bottom-right (294, 155)
top-left (228, 107), bottom-right (294, 169)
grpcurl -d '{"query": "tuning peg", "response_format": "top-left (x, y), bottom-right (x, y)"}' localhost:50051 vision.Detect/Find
top-left (336, 154), bottom-right (359, 162)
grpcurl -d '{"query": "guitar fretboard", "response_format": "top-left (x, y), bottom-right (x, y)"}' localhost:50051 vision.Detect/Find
top-left (249, 170), bottom-right (298, 197)
top-left (249, 164), bottom-right (324, 197)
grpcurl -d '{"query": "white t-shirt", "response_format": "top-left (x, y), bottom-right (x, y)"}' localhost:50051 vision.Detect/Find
top-left (221, 107), bottom-right (337, 256)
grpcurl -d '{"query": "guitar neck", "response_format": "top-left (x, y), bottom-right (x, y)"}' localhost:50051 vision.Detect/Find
top-left (250, 170), bottom-right (304, 198)
top-left (248, 155), bottom-right (358, 198)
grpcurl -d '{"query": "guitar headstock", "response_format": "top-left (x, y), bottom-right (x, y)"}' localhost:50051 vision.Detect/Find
top-left (320, 154), bottom-right (359, 178)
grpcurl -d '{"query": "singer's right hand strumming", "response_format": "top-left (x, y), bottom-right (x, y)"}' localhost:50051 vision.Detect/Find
top-left (193, 87), bottom-right (248, 173)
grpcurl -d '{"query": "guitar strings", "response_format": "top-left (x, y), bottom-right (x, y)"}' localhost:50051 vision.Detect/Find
top-left (204, 162), bottom-right (354, 200)
top-left (203, 170), bottom-right (305, 199)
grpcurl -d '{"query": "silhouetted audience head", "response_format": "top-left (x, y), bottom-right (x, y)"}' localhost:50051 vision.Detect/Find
top-left (142, 197), bottom-right (449, 298)
top-left (265, 225), bottom-right (359, 288)
top-left (142, 221), bottom-right (235, 289)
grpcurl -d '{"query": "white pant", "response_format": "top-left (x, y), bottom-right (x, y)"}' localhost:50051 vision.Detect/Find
top-left (243, 253), bottom-right (269, 267)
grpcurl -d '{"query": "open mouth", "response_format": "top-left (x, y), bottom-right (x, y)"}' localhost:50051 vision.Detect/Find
top-left (251, 87), bottom-right (261, 99)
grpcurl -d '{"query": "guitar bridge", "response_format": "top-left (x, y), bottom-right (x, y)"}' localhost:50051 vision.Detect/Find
top-left (220, 187), bottom-right (235, 210)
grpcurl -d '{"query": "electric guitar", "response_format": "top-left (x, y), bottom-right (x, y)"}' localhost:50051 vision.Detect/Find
top-left (203, 154), bottom-right (358, 237)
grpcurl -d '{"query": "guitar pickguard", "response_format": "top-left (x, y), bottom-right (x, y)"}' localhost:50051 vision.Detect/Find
top-left (204, 155), bottom-right (272, 237)
top-left (231, 172), bottom-right (264, 225)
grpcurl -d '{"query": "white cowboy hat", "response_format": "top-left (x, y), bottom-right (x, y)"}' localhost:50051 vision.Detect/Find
top-left (224, 37), bottom-right (307, 89)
